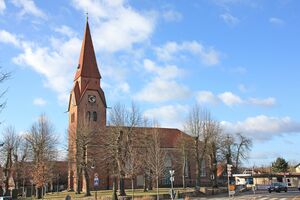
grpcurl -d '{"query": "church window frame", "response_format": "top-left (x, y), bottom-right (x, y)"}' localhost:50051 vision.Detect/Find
top-left (93, 111), bottom-right (97, 121)
top-left (86, 111), bottom-right (91, 121)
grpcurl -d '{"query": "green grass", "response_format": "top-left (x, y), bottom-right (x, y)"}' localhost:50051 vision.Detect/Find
top-left (25, 188), bottom-right (195, 200)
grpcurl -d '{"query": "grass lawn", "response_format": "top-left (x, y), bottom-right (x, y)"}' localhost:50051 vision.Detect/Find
top-left (27, 188), bottom-right (195, 200)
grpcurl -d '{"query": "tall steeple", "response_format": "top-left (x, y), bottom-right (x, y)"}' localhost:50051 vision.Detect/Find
top-left (74, 19), bottom-right (101, 80)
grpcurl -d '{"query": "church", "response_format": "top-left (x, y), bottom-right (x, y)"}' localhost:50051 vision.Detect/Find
top-left (67, 20), bottom-right (208, 192)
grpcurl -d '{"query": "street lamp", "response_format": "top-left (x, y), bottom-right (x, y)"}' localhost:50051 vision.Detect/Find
top-left (56, 173), bottom-right (60, 194)
top-left (91, 159), bottom-right (99, 200)
top-left (169, 170), bottom-right (175, 200)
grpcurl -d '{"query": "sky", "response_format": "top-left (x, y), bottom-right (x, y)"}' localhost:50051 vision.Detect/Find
top-left (0, 0), bottom-right (300, 167)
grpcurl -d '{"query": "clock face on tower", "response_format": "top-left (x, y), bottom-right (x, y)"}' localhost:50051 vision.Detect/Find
top-left (88, 95), bottom-right (96, 103)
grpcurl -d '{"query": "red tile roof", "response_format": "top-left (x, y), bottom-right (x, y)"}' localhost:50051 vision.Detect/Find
top-left (107, 126), bottom-right (192, 148)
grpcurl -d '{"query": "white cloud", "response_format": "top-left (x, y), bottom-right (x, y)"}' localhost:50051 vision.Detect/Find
top-left (0, 30), bottom-right (21, 47)
top-left (12, 0), bottom-right (46, 19)
top-left (269, 17), bottom-right (284, 25)
top-left (196, 91), bottom-right (219, 104)
top-left (162, 10), bottom-right (182, 22)
top-left (72, 0), bottom-right (155, 52)
top-left (54, 25), bottom-right (76, 38)
top-left (220, 13), bottom-right (240, 25)
top-left (155, 41), bottom-right (220, 65)
top-left (249, 97), bottom-right (276, 107)
top-left (238, 84), bottom-right (247, 93)
top-left (218, 92), bottom-right (243, 106)
top-left (135, 78), bottom-right (189, 102)
top-left (12, 35), bottom-right (82, 102)
top-left (143, 59), bottom-right (183, 80)
top-left (196, 90), bottom-right (276, 107)
top-left (221, 115), bottom-right (300, 141)
top-left (144, 104), bottom-right (188, 128)
top-left (118, 82), bottom-right (130, 93)
top-left (33, 97), bottom-right (47, 106)
top-left (135, 59), bottom-right (189, 102)
top-left (0, 0), bottom-right (6, 14)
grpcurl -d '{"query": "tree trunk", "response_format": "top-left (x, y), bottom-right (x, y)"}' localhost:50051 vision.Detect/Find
top-left (131, 177), bottom-right (135, 200)
top-left (83, 167), bottom-right (91, 196)
top-left (143, 173), bottom-right (147, 192)
top-left (195, 138), bottom-right (201, 190)
top-left (76, 168), bottom-right (81, 194)
top-left (112, 177), bottom-right (118, 200)
top-left (148, 171), bottom-right (153, 190)
top-left (235, 144), bottom-right (242, 174)
top-left (182, 152), bottom-right (186, 189)
top-left (156, 176), bottom-right (159, 200)
top-left (119, 176), bottom-right (126, 196)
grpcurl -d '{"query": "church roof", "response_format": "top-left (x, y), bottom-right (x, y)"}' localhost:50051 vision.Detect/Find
top-left (107, 126), bottom-right (191, 148)
top-left (74, 20), bottom-right (101, 80)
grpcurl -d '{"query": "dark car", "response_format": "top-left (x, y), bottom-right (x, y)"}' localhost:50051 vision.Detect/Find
top-left (0, 197), bottom-right (13, 200)
top-left (268, 182), bottom-right (288, 193)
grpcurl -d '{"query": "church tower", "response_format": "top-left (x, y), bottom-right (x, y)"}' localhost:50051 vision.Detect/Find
top-left (67, 19), bottom-right (107, 191)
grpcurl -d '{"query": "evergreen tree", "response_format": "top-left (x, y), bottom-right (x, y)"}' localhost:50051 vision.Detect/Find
top-left (272, 157), bottom-right (289, 173)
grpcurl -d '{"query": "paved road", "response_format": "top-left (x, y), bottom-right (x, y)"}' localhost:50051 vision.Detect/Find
top-left (193, 190), bottom-right (300, 200)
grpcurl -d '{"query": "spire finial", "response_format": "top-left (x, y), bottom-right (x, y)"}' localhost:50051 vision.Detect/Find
top-left (86, 12), bottom-right (88, 22)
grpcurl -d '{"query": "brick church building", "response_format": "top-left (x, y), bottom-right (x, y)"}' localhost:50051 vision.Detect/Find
top-left (67, 20), bottom-right (209, 192)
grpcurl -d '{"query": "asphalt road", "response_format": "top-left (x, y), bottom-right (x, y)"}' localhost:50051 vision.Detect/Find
top-left (193, 189), bottom-right (300, 200)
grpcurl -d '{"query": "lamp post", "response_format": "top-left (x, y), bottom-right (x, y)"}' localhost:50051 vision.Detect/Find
top-left (56, 173), bottom-right (60, 194)
top-left (169, 170), bottom-right (175, 200)
top-left (91, 159), bottom-right (99, 200)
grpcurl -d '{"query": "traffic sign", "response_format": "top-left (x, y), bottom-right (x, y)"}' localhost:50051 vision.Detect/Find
top-left (94, 177), bottom-right (99, 187)
top-left (170, 177), bottom-right (175, 182)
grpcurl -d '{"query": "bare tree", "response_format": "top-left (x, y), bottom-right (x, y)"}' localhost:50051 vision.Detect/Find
top-left (104, 103), bottom-right (142, 196)
top-left (146, 127), bottom-right (166, 200)
top-left (0, 126), bottom-right (21, 195)
top-left (219, 133), bottom-right (252, 173)
top-left (71, 118), bottom-right (100, 196)
top-left (175, 133), bottom-right (192, 189)
top-left (124, 146), bottom-right (142, 200)
top-left (206, 121), bottom-right (222, 188)
top-left (220, 133), bottom-right (235, 166)
top-left (0, 68), bottom-right (10, 114)
top-left (25, 114), bottom-right (58, 199)
top-left (184, 104), bottom-right (211, 190)
top-left (234, 133), bottom-right (252, 173)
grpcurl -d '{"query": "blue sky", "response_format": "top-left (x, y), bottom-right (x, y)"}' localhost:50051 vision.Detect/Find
top-left (0, 0), bottom-right (300, 167)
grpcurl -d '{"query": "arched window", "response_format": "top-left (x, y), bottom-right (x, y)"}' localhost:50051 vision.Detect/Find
top-left (93, 111), bottom-right (97, 121)
top-left (86, 111), bottom-right (91, 121)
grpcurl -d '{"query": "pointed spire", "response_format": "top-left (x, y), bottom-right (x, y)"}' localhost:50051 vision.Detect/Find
top-left (74, 19), bottom-right (101, 80)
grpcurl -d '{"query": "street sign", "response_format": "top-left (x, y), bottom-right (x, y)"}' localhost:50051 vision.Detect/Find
top-left (94, 177), bottom-right (99, 187)
top-left (170, 177), bottom-right (175, 182)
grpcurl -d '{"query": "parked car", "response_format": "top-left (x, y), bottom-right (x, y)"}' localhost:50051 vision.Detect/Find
top-left (268, 182), bottom-right (288, 193)
top-left (0, 197), bottom-right (12, 200)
